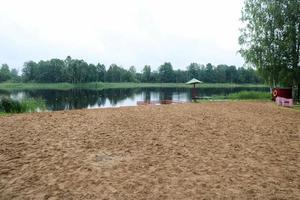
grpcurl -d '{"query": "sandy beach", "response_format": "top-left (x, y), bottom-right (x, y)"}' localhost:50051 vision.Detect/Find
top-left (0, 102), bottom-right (299, 199)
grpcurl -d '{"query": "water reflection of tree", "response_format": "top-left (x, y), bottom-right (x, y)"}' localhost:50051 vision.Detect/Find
top-left (3, 87), bottom-right (270, 111)
top-left (24, 88), bottom-right (141, 110)
top-left (24, 89), bottom-right (100, 110)
top-left (143, 89), bottom-right (151, 102)
top-left (0, 89), bottom-right (10, 99)
top-left (159, 88), bottom-right (173, 101)
top-left (105, 88), bottom-right (140, 105)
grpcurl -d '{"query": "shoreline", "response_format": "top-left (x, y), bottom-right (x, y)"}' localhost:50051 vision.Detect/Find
top-left (0, 82), bottom-right (268, 91)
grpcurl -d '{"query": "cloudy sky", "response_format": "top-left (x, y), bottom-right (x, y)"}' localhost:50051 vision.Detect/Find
top-left (0, 0), bottom-right (244, 71)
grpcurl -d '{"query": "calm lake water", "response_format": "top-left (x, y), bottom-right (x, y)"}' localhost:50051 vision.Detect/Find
top-left (0, 87), bottom-right (269, 111)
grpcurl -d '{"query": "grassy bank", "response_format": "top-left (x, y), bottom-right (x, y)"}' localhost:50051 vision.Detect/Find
top-left (226, 91), bottom-right (270, 100)
top-left (210, 91), bottom-right (271, 100)
top-left (0, 82), bottom-right (75, 90)
top-left (0, 112), bottom-right (8, 116)
top-left (0, 82), bottom-right (268, 91)
top-left (294, 104), bottom-right (300, 110)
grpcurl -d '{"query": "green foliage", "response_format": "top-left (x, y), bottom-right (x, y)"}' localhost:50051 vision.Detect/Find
top-left (142, 65), bottom-right (151, 82)
top-left (227, 91), bottom-right (270, 100)
top-left (158, 62), bottom-right (175, 82)
top-left (10, 69), bottom-right (20, 82)
top-left (174, 69), bottom-right (188, 83)
top-left (22, 61), bottom-right (39, 82)
top-left (3, 56), bottom-right (263, 84)
top-left (187, 63), bottom-right (201, 80)
top-left (217, 91), bottom-right (271, 100)
top-left (186, 63), bottom-right (263, 84)
top-left (21, 57), bottom-right (106, 84)
top-left (0, 97), bottom-right (46, 113)
top-left (0, 64), bottom-right (11, 82)
top-left (294, 105), bottom-right (300, 110)
top-left (0, 82), bottom-right (74, 90)
top-left (20, 98), bottom-right (46, 112)
top-left (0, 98), bottom-right (22, 113)
top-left (106, 64), bottom-right (135, 82)
top-left (0, 112), bottom-right (7, 116)
top-left (96, 63), bottom-right (106, 82)
top-left (0, 101), bottom-right (4, 112)
top-left (0, 64), bottom-right (20, 83)
top-left (239, 0), bottom-right (300, 87)
top-left (0, 82), bottom-right (268, 91)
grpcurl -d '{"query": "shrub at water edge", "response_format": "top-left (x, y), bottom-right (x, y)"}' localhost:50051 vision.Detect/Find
top-left (0, 97), bottom-right (46, 113)
top-left (0, 98), bottom-right (22, 113)
top-left (227, 91), bottom-right (270, 100)
top-left (211, 91), bottom-right (271, 100)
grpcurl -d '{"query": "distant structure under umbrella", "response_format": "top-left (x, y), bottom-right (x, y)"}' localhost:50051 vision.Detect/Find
top-left (186, 78), bottom-right (203, 99)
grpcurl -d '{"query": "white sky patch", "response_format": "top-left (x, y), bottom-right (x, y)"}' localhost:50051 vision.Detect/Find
top-left (0, 0), bottom-right (244, 71)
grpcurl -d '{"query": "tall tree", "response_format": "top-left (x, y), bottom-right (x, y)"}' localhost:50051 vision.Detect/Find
top-left (142, 65), bottom-right (151, 82)
top-left (159, 62), bottom-right (174, 83)
top-left (203, 63), bottom-right (215, 83)
top-left (215, 65), bottom-right (227, 83)
top-left (22, 61), bottom-right (39, 82)
top-left (106, 64), bottom-right (121, 82)
top-left (174, 69), bottom-right (188, 83)
top-left (96, 63), bottom-right (106, 82)
top-left (0, 64), bottom-right (11, 82)
top-left (225, 65), bottom-right (238, 83)
top-left (10, 68), bottom-right (20, 82)
top-left (239, 0), bottom-right (300, 89)
top-left (128, 66), bottom-right (137, 82)
top-left (187, 63), bottom-right (200, 80)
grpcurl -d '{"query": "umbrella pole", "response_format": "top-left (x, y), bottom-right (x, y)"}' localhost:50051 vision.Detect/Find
top-left (192, 84), bottom-right (196, 99)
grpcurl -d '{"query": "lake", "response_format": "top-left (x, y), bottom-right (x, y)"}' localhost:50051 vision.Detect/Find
top-left (0, 87), bottom-right (269, 111)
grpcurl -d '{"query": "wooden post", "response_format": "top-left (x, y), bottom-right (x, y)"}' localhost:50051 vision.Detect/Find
top-left (192, 84), bottom-right (196, 99)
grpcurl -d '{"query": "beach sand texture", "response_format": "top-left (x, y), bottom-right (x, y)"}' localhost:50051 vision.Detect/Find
top-left (0, 102), bottom-right (299, 199)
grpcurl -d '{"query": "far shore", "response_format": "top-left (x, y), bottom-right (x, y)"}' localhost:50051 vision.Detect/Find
top-left (0, 82), bottom-right (268, 91)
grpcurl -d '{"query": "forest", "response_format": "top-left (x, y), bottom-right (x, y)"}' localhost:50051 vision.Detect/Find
top-left (0, 56), bottom-right (263, 84)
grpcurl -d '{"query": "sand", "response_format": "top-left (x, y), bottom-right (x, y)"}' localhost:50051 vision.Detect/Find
top-left (0, 102), bottom-right (299, 199)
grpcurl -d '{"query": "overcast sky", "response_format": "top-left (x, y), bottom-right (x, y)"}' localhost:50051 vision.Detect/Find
top-left (0, 0), bottom-right (244, 72)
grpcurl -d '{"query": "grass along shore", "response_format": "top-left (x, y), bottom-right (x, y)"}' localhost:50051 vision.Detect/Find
top-left (0, 98), bottom-right (46, 114)
top-left (0, 82), bottom-right (268, 91)
top-left (212, 91), bottom-right (271, 100)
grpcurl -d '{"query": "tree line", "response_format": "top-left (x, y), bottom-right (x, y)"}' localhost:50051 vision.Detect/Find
top-left (0, 57), bottom-right (263, 84)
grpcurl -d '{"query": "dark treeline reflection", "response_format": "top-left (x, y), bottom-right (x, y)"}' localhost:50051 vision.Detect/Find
top-left (2, 87), bottom-right (269, 111)
top-left (23, 89), bottom-right (139, 110)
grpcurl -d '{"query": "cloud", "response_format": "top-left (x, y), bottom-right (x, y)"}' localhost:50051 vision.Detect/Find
top-left (0, 0), bottom-right (244, 71)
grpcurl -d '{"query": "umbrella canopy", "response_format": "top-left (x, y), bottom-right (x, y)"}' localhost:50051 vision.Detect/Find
top-left (185, 78), bottom-right (203, 85)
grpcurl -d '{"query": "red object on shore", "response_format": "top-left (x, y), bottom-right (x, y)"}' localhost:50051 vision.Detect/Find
top-left (272, 88), bottom-right (292, 101)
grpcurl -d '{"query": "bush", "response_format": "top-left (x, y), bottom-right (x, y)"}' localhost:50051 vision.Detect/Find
top-left (0, 98), bottom-right (22, 113)
top-left (0, 102), bottom-right (4, 112)
top-left (20, 98), bottom-right (46, 113)
top-left (0, 97), bottom-right (46, 113)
